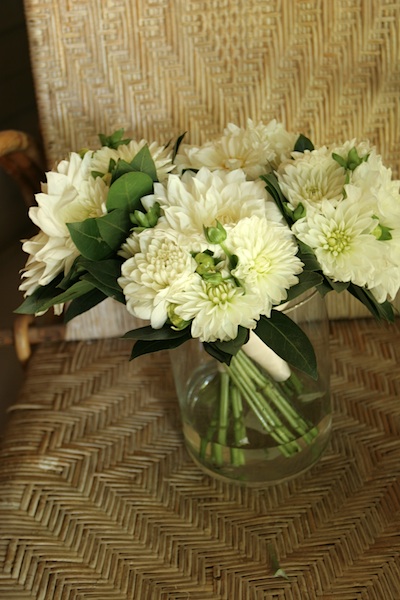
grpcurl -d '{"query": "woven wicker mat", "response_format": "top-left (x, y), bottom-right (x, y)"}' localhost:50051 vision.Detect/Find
top-left (25, 0), bottom-right (400, 177)
top-left (0, 319), bottom-right (399, 599)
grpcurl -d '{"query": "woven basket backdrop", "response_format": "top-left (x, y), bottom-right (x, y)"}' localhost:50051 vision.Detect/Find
top-left (23, 0), bottom-right (400, 330)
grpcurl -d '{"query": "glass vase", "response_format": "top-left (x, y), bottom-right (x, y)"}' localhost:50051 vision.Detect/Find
top-left (170, 289), bottom-right (332, 486)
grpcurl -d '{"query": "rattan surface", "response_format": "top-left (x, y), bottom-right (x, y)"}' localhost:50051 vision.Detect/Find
top-left (0, 319), bottom-right (399, 599)
top-left (24, 0), bottom-right (400, 178)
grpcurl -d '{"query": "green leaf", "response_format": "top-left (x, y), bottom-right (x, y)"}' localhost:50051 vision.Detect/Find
top-left (110, 159), bottom-right (136, 184)
top-left (99, 129), bottom-right (131, 149)
top-left (203, 342), bottom-right (233, 365)
top-left (14, 274), bottom-right (64, 314)
top-left (254, 311), bottom-right (317, 379)
top-left (130, 145), bottom-right (158, 181)
top-left (106, 171), bottom-right (154, 212)
top-left (96, 209), bottom-right (132, 249)
top-left (130, 329), bottom-right (192, 360)
top-left (58, 257), bottom-right (86, 290)
top-left (172, 132), bottom-right (187, 160)
top-left (67, 219), bottom-right (112, 261)
top-left (64, 288), bottom-right (108, 322)
top-left (294, 134), bottom-right (314, 153)
top-left (261, 173), bottom-right (292, 225)
top-left (296, 241), bottom-right (321, 272)
top-left (214, 326), bottom-right (250, 357)
top-left (123, 325), bottom-right (191, 341)
top-left (325, 278), bottom-right (350, 293)
top-left (285, 271), bottom-right (324, 302)
top-left (38, 280), bottom-right (96, 313)
top-left (347, 284), bottom-right (395, 322)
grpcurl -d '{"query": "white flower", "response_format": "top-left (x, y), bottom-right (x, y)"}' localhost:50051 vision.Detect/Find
top-left (20, 152), bottom-right (108, 295)
top-left (227, 215), bottom-right (303, 315)
top-left (292, 193), bottom-right (380, 287)
top-left (153, 167), bottom-right (282, 251)
top-left (278, 147), bottom-right (347, 211)
top-left (118, 228), bottom-right (197, 328)
top-left (118, 231), bottom-right (141, 259)
top-left (91, 139), bottom-right (175, 183)
top-left (175, 119), bottom-right (297, 180)
top-left (172, 277), bottom-right (262, 342)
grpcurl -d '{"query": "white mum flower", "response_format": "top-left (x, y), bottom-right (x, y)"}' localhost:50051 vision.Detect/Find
top-left (173, 277), bottom-right (262, 342)
top-left (20, 152), bottom-right (108, 295)
top-left (292, 194), bottom-right (379, 286)
top-left (118, 228), bottom-right (197, 328)
top-left (91, 139), bottom-right (175, 183)
top-left (227, 215), bottom-right (303, 315)
top-left (175, 119), bottom-right (297, 180)
top-left (278, 147), bottom-right (347, 211)
top-left (153, 167), bottom-right (282, 251)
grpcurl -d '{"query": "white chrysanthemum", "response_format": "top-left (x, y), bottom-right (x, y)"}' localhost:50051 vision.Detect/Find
top-left (172, 277), bottom-right (262, 342)
top-left (20, 152), bottom-right (108, 295)
top-left (278, 147), bottom-right (347, 211)
top-left (292, 194), bottom-right (380, 286)
top-left (175, 119), bottom-right (297, 180)
top-left (227, 215), bottom-right (303, 315)
top-left (153, 167), bottom-right (282, 251)
top-left (118, 231), bottom-right (141, 259)
top-left (91, 139), bottom-right (175, 183)
top-left (118, 228), bottom-right (198, 328)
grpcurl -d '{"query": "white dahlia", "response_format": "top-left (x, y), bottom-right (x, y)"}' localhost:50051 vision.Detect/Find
top-left (277, 147), bottom-right (347, 211)
top-left (118, 228), bottom-right (197, 328)
top-left (172, 277), bottom-right (262, 342)
top-left (90, 139), bottom-right (175, 183)
top-left (292, 194), bottom-right (380, 287)
top-left (20, 152), bottom-right (108, 296)
top-left (153, 167), bottom-right (282, 251)
top-left (175, 119), bottom-right (297, 180)
top-left (227, 215), bottom-right (303, 315)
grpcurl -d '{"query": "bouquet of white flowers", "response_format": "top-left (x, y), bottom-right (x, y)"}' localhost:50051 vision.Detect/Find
top-left (16, 121), bottom-right (400, 483)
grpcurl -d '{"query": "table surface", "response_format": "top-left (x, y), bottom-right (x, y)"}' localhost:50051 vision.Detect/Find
top-left (0, 318), bottom-right (399, 600)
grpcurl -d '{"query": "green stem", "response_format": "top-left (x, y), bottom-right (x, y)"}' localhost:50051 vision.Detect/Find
top-left (234, 351), bottom-right (317, 444)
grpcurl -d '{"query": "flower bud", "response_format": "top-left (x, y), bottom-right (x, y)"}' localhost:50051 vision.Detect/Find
top-left (203, 220), bottom-right (227, 244)
top-left (167, 304), bottom-right (190, 330)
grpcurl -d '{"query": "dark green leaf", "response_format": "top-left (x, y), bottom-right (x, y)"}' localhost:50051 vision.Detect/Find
top-left (96, 209), bottom-right (132, 250)
top-left (203, 342), bottom-right (233, 365)
top-left (64, 288), bottom-right (107, 322)
top-left (38, 280), bottom-right (96, 313)
top-left (285, 271), bottom-right (324, 301)
top-left (261, 173), bottom-right (292, 225)
top-left (123, 325), bottom-right (191, 341)
top-left (325, 278), bottom-right (350, 293)
top-left (99, 129), bottom-right (131, 149)
top-left (58, 257), bottom-right (86, 290)
top-left (172, 132), bottom-right (187, 160)
top-left (106, 171), bottom-right (154, 212)
top-left (294, 134), bottom-right (314, 153)
top-left (67, 218), bottom-right (113, 261)
top-left (130, 329), bottom-right (192, 360)
top-left (214, 326), bottom-right (250, 357)
top-left (296, 241), bottom-right (321, 272)
top-left (254, 311), bottom-right (317, 379)
top-left (82, 273), bottom-right (125, 303)
top-left (110, 159), bottom-right (135, 184)
top-left (130, 145), bottom-right (158, 181)
top-left (347, 284), bottom-right (395, 322)
top-left (14, 274), bottom-right (64, 314)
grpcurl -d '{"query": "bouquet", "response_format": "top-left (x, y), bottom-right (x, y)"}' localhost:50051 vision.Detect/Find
top-left (16, 120), bottom-right (400, 478)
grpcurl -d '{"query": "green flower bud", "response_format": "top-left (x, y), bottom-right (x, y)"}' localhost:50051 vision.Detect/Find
top-left (202, 271), bottom-right (224, 285)
top-left (293, 203), bottom-right (306, 221)
top-left (194, 252), bottom-right (216, 275)
top-left (203, 220), bottom-right (227, 244)
top-left (167, 305), bottom-right (190, 330)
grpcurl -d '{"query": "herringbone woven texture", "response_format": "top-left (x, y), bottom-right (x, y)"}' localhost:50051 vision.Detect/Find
top-left (24, 0), bottom-right (400, 177)
top-left (0, 318), bottom-right (399, 599)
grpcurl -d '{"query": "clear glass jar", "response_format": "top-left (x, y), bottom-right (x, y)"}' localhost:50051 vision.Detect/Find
top-left (170, 289), bottom-right (332, 486)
